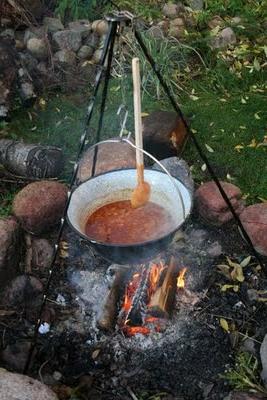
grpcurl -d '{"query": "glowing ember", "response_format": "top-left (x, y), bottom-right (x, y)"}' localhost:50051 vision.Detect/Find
top-left (177, 268), bottom-right (187, 289)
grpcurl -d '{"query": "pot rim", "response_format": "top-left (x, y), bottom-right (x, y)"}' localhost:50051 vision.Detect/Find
top-left (67, 168), bottom-right (193, 248)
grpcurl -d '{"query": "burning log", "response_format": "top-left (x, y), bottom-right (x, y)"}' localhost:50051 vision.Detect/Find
top-left (148, 257), bottom-right (178, 318)
top-left (97, 269), bottom-right (127, 331)
top-left (0, 139), bottom-right (64, 178)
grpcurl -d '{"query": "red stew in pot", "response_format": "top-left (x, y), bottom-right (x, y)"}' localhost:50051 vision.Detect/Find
top-left (85, 200), bottom-right (174, 245)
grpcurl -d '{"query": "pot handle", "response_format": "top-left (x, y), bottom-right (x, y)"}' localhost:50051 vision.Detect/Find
top-left (85, 138), bottom-right (187, 221)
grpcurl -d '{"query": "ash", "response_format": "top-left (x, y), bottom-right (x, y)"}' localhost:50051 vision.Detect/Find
top-left (49, 222), bottom-right (232, 399)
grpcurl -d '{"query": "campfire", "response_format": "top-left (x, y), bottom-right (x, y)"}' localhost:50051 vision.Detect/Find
top-left (97, 257), bottom-right (187, 337)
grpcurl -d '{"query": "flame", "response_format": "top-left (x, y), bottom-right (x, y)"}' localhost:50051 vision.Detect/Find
top-left (177, 267), bottom-right (187, 289)
top-left (122, 326), bottom-right (150, 337)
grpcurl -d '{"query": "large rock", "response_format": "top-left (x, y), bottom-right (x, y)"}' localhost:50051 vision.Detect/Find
top-left (162, 3), bottom-right (184, 18)
top-left (43, 17), bottom-right (64, 33)
top-left (52, 30), bottom-right (82, 52)
top-left (91, 20), bottom-right (108, 36)
top-left (152, 157), bottom-right (194, 195)
top-left (13, 181), bottom-right (68, 234)
top-left (54, 49), bottom-right (76, 66)
top-left (0, 369), bottom-right (59, 400)
top-left (195, 181), bottom-right (244, 226)
top-left (26, 37), bottom-right (48, 60)
top-left (0, 217), bottom-right (20, 288)
top-left (142, 111), bottom-right (188, 160)
top-left (210, 27), bottom-right (237, 49)
top-left (240, 203), bottom-right (267, 256)
top-left (24, 27), bottom-right (45, 44)
top-left (77, 140), bottom-right (136, 183)
top-left (169, 17), bottom-right (185, 38)
top-left (68, 20), bottom-right (91, 39)
top-left (77, 45), bottom-right (94, 60)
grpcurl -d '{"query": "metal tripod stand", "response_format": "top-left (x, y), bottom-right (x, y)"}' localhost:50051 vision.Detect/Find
top-left (23, 10), bottom-right (265, 374)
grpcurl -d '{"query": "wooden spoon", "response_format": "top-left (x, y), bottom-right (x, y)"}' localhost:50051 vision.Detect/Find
top-left (131, 58), bottom-right (151, 209)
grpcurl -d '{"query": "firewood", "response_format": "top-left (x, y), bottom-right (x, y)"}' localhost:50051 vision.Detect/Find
top-left (148, 257), bottom-right (178, 318)
top-left (0, 139), bottom-right (64, 178)
top-left (97, 269), bottom-right (127, 331)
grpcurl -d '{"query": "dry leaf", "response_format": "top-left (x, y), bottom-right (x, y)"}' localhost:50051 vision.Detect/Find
top-left (217, 264), bottom-right (231, 279)
top-left (254, 112), bottom-right (261, 120)
top-left (241, 97), bottom-right (247, 104)
top-left (247, 138), bottom-right (257, 148)
top-left (221, 284), bottom-right (239, 292)
top-left (201, 163), bottom-right (207, 172)
top-left (141, 112), bottom-right (149, 117)
top-left (92, 349), bottom-right (100, 359)
top-left (220, 318), bottom-right (229, 332)
top-left (191, 128), bottom-right (197, 133)
top-left (240, 256), bottom-right (251, 268)
top-left (205, 144), bottom-right (214, 153)
top-left (230, 264), bottom-right (245, 282)
top-left (189, 95), bottom-right (199, 101)
top-left (234, 145), bottom-right (244, 152)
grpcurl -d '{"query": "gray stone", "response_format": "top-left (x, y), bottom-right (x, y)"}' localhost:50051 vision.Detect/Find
top-left (68, 20), bottom-right (91, 39)
top-left (23, 27), bottom-right (45, 44)
top-left (77, 45), bottom-right (94, 59)
top-left (208, 15), bottom-right (224, 30)
top-left (43, 17), bottom-right (64, 33)
top-left (0, 29), bottom-right (15, 39)
top-left (27, 37), bottom-right (48, 60)
top-left (0, 369), bottom-right (59, 400)
top-left (54, 49), bottom-right (76, 65)
top-left (210, 27), bottom-right (237, 49)
top-left (91, 19), bottom-right (109, 36)
top-left (52, 30), bottom-right (82, 52)
top-left (147, 25), bottom-right (165, 39)
top-left (187, 0), bottom-right (204, 10)
top-left (162, 3), bottom-right (183, 18)
top-left (152, 157), bottom-right (194, 195)
top-left (260, 334), bottom-right (267, 386)
top-left (169, 17), bottom-right (185, 38)
top-left (84, 32), bottom-right (100, 49)
top-left (19, 52), bottom-right (38, 73)
top-left (19, 82), bottom-right (37, 104)
top-left (0, 217), bottom-right (20, 289)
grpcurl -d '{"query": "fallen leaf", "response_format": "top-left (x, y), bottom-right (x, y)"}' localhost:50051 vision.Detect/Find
top-left (189, 95), bottom-right (199, 101)
top-left (220, 318), bottom-right (230, 332)
top-left (239, 125), bottom-right (246, 130)
top-left (201, 163), bottom-right (207, 172)
top-left (247, 138), bottom-right (257, 148)
top-left (226, 173), bottom-right (235, 181)
top-left (234, 144), bottom-right (244, 152)
top-left (141, 112), bottom-right (149, 117)
top-left (240, 256), bottom-right (251, 268)
top-left (253, 58), bottom-right (261, 71)
top-left (191, 128), bottom-right (198, 134)
top-left (92, 349), bottom-right (100, 359)
top-left (220, 98), bottom-right (227, 102)
top-left (254, 112), bottom-right (261, 120)
top-left (241, 97), bottom-right (247, 104)
top-left (258, 197), bottom-right (267, 203)
top-left (31, 126), bottom-right (37, 131)
top-left (230, 264), bottom-right (245, 282)
top-left (221, 284), bottom-right (239, 292)
top-left (205, 144), bottom-right (214, 153)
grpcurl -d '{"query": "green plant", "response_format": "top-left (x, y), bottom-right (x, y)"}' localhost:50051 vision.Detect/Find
top-left (0, 190), bottom-right (16, 217)
top-left (104, 0), bottom-right (164, 21)
top-left (223, 352), bottom-right (267, 393)
top-left (55, 0), bottom-right (107, 22)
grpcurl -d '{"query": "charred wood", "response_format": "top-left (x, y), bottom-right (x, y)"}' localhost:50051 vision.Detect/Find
top-left (97, 269), bottom-right (127, 331)
top-left (148, 257), bottom-right (178, 318)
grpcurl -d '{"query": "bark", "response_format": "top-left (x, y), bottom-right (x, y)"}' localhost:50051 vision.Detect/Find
top-left (0, 139), bottom-right (64, 178)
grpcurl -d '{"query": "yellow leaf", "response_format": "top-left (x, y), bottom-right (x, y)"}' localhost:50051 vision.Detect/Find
top-left (247, 138), bottom-right (257, 148)
top-left (234, 145), bottom-right (244, 152)
top-left (226, 173), bottom-right (235, 181)
top-left (258, 197), bottom-right (267, 203)
top-left (190, 95), bottom-right (199, 101)
top-left (220, 98), bottom-right (227, 102)
top-left (201, 163), bottom-right (207, 172)
top-left (205, 144), bottom-right (214, 153)
top-left (221, 284), bottom-right (239, 292)
top-left (254, 112), bottom-right (261, 120)
top-left (141, 112), bottom-right (149, 117)
top-left (240, 256), bottom-right (251, 268)
top-left (220, 318), bottom-right (229, 332)
top-left (241, 97), bottom-right (247, 104)
top-left (191, 128), bottom-right (198, 134)
top-left (230, 264), bottom-right (245, 282)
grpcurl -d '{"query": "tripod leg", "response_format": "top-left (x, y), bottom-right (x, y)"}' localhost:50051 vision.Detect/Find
top-left (134, 29), bottom-right (265, 271)
top-left (91, 20), bottom-right (118, 178)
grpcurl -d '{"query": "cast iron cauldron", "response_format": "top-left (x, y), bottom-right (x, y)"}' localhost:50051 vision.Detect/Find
top-left (67, 168), bottom-right (192, 264)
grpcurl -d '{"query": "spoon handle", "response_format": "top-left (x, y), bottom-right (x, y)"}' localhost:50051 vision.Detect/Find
top-left (132, 57), bottom-right (144, 181)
